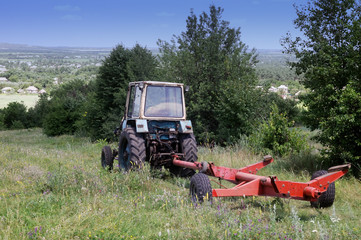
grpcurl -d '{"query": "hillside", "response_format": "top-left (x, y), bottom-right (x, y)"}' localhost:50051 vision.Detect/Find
top-left (0, 129), bottom-right (360, 239)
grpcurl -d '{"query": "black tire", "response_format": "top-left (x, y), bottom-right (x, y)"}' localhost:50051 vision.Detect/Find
top-left (190, 173), bottom-right (212, 203)
top-left (171, 134), bottom-right (198, 177)
top-left (118, 127), bottom-right (146, 171)
top-left (310, 170), bottom-right (335, 208)
top-left (101, 145), bottom-right (114, 170)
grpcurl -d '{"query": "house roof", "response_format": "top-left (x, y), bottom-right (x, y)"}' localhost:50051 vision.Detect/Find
top-left (278, 85), bottom-right (288, 89)
top-left (1, 87), bottom-right (14, 91)
top-left (26, 86), bottom-right (38, 91)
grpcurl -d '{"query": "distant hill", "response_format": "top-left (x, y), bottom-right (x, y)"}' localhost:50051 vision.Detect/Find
top-left (0, 42), bottom-right (294, 65)
top-left (0, 42), bottom-right (112, 53)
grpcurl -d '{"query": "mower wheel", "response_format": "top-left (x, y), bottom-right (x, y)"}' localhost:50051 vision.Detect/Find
top-left (190, 173), bottom-right (212, 203)
top-left (101, 145), bottom-right (114, 170)
top-left (310, 170), bottom-right (335, 208)
top-left (118, 127), bottom-right (146, 171)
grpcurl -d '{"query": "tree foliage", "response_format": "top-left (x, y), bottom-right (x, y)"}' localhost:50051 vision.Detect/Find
top-left (282, 0), bottom-right (361, 176)
top-left (42, 79), bottom-right (91, 136)
top-left (158, 5), bottom-right (259, 143)
top-left (82, 44), bottom-right (158, 141)
top-left (249, 104), bottom-right (308, 157)
top-left (1, 102), bottom-right (28, 129)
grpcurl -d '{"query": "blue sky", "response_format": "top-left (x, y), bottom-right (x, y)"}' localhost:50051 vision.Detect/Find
top-left (1, 0), bottom-right (307, 49)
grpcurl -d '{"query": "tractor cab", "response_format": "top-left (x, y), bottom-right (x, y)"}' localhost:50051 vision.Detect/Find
top-left (122, 81), bottom-right (193, 135)
top-left (125, 81), bottom-right (186, 120)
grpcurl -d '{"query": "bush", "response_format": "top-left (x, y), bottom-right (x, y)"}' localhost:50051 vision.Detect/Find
top-left (0, 109), bottom-right (5, 130)
top-left (42, 79), bottom-right (91, 136)
top-left (2, 102), bottom-right (28, 129)
top-left (27, 93), bottom-right (50, 128)
top-left (249, 104), bottom-right (308, 157)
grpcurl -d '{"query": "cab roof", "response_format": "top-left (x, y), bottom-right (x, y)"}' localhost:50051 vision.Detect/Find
top-left (128, 81), bottom-right (184, 87)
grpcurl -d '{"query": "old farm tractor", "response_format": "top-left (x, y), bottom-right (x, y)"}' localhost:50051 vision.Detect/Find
top-left (101, 81), bottom-right (197, 177)
top-left (101, 81), bottom-right (350, 208)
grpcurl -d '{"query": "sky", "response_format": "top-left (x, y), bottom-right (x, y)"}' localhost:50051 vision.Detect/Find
top-left (0, 0), bottom-right (308, 50)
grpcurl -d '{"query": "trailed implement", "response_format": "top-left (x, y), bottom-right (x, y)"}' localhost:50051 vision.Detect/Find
top-left (172, 155), bottom-right (350, 208)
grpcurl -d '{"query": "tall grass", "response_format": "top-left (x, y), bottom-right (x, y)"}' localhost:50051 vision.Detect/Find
top-left (0, 128), bottom-right (360, 239)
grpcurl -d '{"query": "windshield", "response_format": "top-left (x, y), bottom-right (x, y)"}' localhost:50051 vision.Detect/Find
top-left (144, 85), bottom-right (184, 118)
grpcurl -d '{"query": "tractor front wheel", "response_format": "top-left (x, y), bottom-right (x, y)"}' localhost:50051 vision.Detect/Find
top-left (190, 173), bottom-right (212, 203)
top-left (310, 170), bottom-right (335, 208)
top-left (118, 127), bottom-right (146, 171)
top-left (101, 145), bottom-right (114, 171)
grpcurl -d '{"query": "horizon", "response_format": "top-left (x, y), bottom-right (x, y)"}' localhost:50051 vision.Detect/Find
top-left (0, 42), bottom-right (286, 52)
top-left (1, 0), bottom-right (306, 50)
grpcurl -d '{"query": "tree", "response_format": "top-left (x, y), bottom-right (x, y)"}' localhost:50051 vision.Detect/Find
top-left (42, 79), bottom-right (91, 136)
top-left (82, 44), bottom-right (158, 141)
top-left (282, 0), bottom-right (361, 176)
top-left (2, 102), bottom-right (28, 129)
top-left (158, 5), bottom-right (259, 144)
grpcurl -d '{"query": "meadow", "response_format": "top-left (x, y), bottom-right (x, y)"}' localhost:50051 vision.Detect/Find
top-left (0, 94), bottom-right (39, 108)
top-left (0, 128), bottom-right (360, 239)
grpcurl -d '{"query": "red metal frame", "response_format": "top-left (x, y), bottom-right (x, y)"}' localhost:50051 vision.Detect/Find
top-left (173, 155), bottom-right (350, 202)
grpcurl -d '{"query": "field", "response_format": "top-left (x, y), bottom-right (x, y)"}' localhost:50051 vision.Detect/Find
top-left (0, 94), bottom-right (39, 108)
top-left (0, 128), bottom-right (360, 239)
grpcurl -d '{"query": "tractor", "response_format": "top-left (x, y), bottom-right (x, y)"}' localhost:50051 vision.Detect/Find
top-left (101, 81), bottom-right (197, 177)
top-left (101, 81), bottom-right (350, 208)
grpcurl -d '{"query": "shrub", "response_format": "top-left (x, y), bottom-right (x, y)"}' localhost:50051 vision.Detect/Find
top-left (2, 102), bottom-right (28, 129)
top-left (0, 109), bottom-right (5, 130)
top-left (27, 93), bottom-right (50, 128)
top-left (42, 79), bottom-right (91, 136)
top-left (249, 104), bottom-right (308, 157)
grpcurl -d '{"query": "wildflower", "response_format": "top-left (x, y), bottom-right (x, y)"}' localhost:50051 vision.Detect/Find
top-left (330, 217), bottom-right (340, 223)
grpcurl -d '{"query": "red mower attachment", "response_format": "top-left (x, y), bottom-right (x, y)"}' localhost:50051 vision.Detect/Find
top-left (172, 155), bottom-right (350, 208)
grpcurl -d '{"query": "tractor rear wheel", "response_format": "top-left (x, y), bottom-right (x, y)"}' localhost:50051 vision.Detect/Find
top-left (118, 127), bottom-right (146, 171)
top-left (190, 173), bottom-right (212, 203)
top-left (101, 145), bottom-right (114, 171)
top-left (310, 170), bottom-right (335, 208)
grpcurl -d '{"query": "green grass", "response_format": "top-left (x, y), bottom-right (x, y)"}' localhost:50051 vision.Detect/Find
top-left (0, 94), bottom-right (39, 108)
top-left (0, 128), bottom-right (360, 239)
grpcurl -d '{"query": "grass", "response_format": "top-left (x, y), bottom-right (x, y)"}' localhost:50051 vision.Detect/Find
top-left (0, 94), bottom-right (39, 108)
top-left (0, 128), bottom-right (360, 239)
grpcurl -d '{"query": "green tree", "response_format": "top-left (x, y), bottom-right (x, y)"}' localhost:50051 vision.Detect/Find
top-left (82, 44), bottom-right (158, 141)
top-left (158, 5), bottom-right (259, 144)
top-left (2, 102), bottom-right (28, 129)
top-left (42, 79), bottom-right (91, 136)
top-left (282, 0), bottom-right (361, 176)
